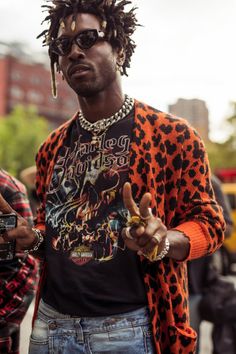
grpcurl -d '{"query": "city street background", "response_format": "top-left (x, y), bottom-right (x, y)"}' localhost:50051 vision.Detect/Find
top-left (1, 0), bottom-right (236, 142)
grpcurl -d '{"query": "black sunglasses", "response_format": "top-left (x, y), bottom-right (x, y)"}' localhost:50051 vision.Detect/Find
top-left (49, 29), bottom-right (105, 56)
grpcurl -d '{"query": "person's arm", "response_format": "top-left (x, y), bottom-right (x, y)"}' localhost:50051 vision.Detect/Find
top-left (0, 192), bottom-right (39, 250)
top-left (2, 173), bottom-right (34, 224)
top-left (0, 170), bottom-right (38, 258)
top-left (166, 129), bottom-right (225, 260)
top-left (122, 127), bottom-right (225, 262)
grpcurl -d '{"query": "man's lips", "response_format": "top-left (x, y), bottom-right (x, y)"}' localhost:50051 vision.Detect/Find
top-left (68, 64), bottom-right (91, 77)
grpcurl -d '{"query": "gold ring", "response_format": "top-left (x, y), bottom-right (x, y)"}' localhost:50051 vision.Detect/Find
top-left (127, 215), bottom-right (146, 227)
top-left (153, 233), bottom-right (161, 244)
top-left (125, 226), bottom-right (133, 240)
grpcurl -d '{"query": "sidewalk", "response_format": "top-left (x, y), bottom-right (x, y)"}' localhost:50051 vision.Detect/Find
top-left (199, 321), bottom-right (213, 353)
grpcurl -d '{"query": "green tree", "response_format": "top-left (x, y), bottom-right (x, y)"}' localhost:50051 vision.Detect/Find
top-left (0, 105), bottom-right (50, 177)
top-left (207, 103), bottom-right (236, 172)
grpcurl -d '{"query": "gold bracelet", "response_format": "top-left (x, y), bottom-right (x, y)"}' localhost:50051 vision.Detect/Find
top-left (143, 244), bottom-right (159, 262)
top-left (142, 238), bottom-right (170, 262)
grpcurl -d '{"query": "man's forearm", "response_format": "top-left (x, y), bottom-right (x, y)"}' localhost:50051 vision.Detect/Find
top-left (167, 230), bottom-right (190, 261)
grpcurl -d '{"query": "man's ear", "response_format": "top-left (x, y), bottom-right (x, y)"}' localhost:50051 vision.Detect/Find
top-left (117, 49), bottom-right (126, 66)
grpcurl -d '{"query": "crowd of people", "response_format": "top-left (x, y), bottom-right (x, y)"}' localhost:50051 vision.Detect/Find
top-left (0, 1), bottom-right (234, 353)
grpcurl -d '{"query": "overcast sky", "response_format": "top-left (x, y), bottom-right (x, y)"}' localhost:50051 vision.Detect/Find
top-left (0, 0), bottom-right (236, 142)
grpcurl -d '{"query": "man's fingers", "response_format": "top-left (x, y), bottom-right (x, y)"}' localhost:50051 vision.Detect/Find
top-left (122, 182), bottom-right (139, 216)
top-left (139, 192), bottom-right (152, 219)
top-left (0, 193), bottom-right (14, 214)
top-left (123, 183), bottom-right (153, 219)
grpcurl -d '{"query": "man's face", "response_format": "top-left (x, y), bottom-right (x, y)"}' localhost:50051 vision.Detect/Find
top-left (56, 13), bottom-right (119, 97)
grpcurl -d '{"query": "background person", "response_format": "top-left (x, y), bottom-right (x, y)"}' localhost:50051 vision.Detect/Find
top-left (0, 1), bottom-right (225, 353)
top-left (20, 165), bottom-right (39, 218)
top-left (0, 168), bottom-right (38, 354)
top-left (188, 174), bottom-right (233, 353)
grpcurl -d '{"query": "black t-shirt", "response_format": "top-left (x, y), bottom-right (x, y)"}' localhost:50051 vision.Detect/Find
top-left (42, 110), bottom-right (147, 316)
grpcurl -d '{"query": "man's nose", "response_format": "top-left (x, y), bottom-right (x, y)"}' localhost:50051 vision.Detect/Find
top-left (68, 42), bottom-right (85, 60)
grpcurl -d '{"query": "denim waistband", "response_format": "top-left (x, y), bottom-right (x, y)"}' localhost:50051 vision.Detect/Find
top-left (38, 299), bottom-right (151, 332)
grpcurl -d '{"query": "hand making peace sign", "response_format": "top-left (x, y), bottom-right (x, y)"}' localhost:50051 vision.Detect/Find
top-left (122, 182), bottom-right (169, 261)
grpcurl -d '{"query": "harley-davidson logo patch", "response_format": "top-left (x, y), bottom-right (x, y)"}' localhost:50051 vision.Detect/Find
top-left (70, 245), bottom-right (93, 265)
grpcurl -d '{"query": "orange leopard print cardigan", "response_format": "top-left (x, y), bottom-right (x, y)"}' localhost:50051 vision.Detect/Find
top-left (34, 100), bottom-right (225, 354)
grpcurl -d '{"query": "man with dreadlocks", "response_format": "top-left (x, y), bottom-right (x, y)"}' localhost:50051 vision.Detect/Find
top-left (0, 0), bottom-right (225, 353)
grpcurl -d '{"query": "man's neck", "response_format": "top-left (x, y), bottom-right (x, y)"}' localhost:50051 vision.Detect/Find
top-left (78, 90), bottom-right (125, 123)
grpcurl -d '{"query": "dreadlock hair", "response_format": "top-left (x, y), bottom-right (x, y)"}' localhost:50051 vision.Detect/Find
top-left (38, 0), bottom-right (139, 97)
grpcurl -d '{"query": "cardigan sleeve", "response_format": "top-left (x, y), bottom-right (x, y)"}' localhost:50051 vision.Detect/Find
top-left (172, 125), bottom-right (225, 260)
top-left (34, 140), bottom-right (48, 233)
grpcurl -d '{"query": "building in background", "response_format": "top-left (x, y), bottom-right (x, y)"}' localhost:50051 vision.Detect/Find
top-left (0, 42), bottom-right (78, 126)
top-left (168, 98), bottom-right (209, 142)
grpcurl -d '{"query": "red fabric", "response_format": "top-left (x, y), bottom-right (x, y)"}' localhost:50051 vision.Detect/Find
top-left (0, 169), bottom-right (33, 222)
top-left (0, 169), bottom-right (38, 354)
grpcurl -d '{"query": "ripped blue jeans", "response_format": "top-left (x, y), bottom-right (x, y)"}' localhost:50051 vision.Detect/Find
top-left (29, 299), bottom-right (156, 354)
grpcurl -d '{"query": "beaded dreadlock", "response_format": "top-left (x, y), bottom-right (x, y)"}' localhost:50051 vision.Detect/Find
top-left (38, 0), bottom-right (139, 97)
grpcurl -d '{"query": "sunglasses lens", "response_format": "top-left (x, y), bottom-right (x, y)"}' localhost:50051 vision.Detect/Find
top-left (51, 38), bottom-right (71, 56)
top-left (76, 30), bottom-right (98, 49)
top-left (50, 30), bottom-right (103, 56)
